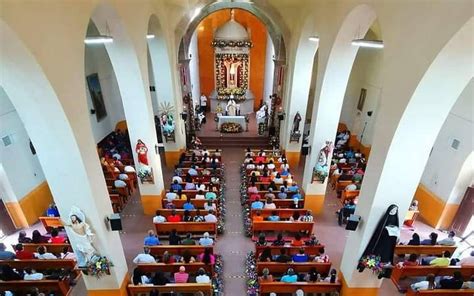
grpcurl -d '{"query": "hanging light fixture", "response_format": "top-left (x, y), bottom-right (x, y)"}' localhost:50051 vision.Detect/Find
top-left (351, 39), bottom-right (384, 48)
top-left (308, 36), bottom-right (320, 42)
top-left (146, 34), bottom-right (155, 39)
top-left (85, 21), bottom-right (113, 44)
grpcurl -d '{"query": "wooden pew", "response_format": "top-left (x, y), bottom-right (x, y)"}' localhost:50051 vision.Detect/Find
top-left (394, 245), bottom-right (457, 256)
top-left (13, 243), bottom-right (72, 255)
top-left (178, 161), bottom-right (222, 168)
top-left (246, 199), bottom-right (304, 209)
top-left (406, 288), bottom-right (474, 296)
top-left (162, 198), bottom-right (219, 209)
top-left (252, 221), bottom-right (314, 235)
top-left (336, 180), bottom-right (352, 194)
top-left (154, 222), bottom-right (216, 235)
top-left (168, 182), bottom-right (221, 191)
top-left (0, 259), bottom-right (77, 271)
top-left (341, 189), bottom-right (359, 203)
top-left (251, 209), bottom-right (307, 220)
top-left (257, 262), bottom-right (331, 275)
top-left (259, 282), bottom-right (341, 295)
top-left (156, 209), bottom-right (219, 218)
top-left (137, 262), bottom-right (213, 274)
top-left (39, 216), bottom-right (63, 231)
top-left (256, 245), bottom-right (325, 256)
top-left (391, 266), bottom-right (474, 291)
top-left (148, 245), bottom-right (212, 258)
top-left (0, 280), bottom-right (70, 296)
top-left (128, 283), bottom-right (212, 296)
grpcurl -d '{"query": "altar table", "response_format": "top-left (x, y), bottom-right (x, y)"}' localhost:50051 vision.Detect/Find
top-left (217, 115), bottom-right (247, 130)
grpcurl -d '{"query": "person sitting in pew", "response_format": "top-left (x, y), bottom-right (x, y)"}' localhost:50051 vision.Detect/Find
top-left (251, 197), bottom-right (264, 210)
top-left (462, 275), bottom-right (474, 289)
top-left (194, 190), bottom-right (205, 200)
top-left (345, 181), bottom-right (359, 191)
top-left (193, 209), bottom-right (205, 222)
top-left (196, 181), bottom-right (206, 192)
top-left (46, 203), bottom-right (60, 217)
top-left (183, 198), bottom-right (195, 211)
top-left (305, 235), bottom-right (319, 246)
top-left (144, 230), bottom-right (160, 246)
top-left (276, 248), bottom-right (292, 263)
top-left (259, 247), bottom-right (273, 262)
top-left (204, 200), bottom-right (216, 212)
top-left (253, 211), bottom-right (264, 222)
top-left (179, 250), bottom-right (196, 263)
top-left (132, 247), bottom-right (156, 264)
top-left (299, 210), bottom-right (313, 222)
top-left (314, 248), bottom-right (330, 263)
top-left (410, 273), bottom-right (437, 291)
top-left (259, 268), bottom-right (274, 282)
top-left (280, 160), bottom-right (290, 171)
top-left (23, 267), bottom-right (44, 281)
top-left (305, 267), bottom-right (321, 282)
top-left (246, 160), bottom-right (256, 170)
top-left (248, 182), bottom-right (258, 195)
top-left (174, 266), bottom-right (189, 283)
top-left (244, 155), bottom-right (253, 164)
top-left (407, 233), bottom-right (421, 245)
top-left (264, 197), bottom-right (277, 210)
top-left (32, 230), bottom-right (50, 244)
top-left (292, 190), bottom-right (302, 200)
top-left (205, 189), bottom-right (217, 200)
top-left (153, 210), bottom-right (167, 223)
top-left (0, 265), bottom-right (22, 281)
top-left (124, 165), bottom-right (135, 173)
top-left (151, 271), bottom-right (170, 286)
top-left (60, 246), bottom-right (76, 260)
top-left (166, 189), bottom-right (178, 203)
top-left (196, 267), bottom-right (211, 283)
top-left (172, 173), bottom-right (183, 184)
top-left (291, 233), bottom-right (304, 247)
top-left (131, 267), bottom-right (150, 285)
top-left (114, 175), bottom-right (127, 188)
top-left (167, 210), bottom-right (182, 222)
top-left (292, 248), bottom-right (309, 262)
top-left (35, 246), bottom-right (57, 260)
top-left (272, 233), bottom-right (285, 246)
top-left (460, 250), bottom-right (474, 267)
top-left (14, 244), bottom-right (34, 260)
top-left (402, 254), bottom-right (420, 266)
top-left (182, 233), bottom-right (196, 245)
top-left (281, 268), bottom-right (298, 283)
top-left (204, 210), bottom-right (217, 222)
top-left (438, 230), bottom-right (456, 246)
top-left (267, 181), bottom-right (278, 191)
top-left (323, 269), bottom-right (338, 283)
top-left (161, 251), bottom-right (175, 264)
top-left (171, 180), bottom-right (183, 191)
top-left (267, 211), bottom-right (280, 221)
top-left (426, 250), bottom-right (451, 266)
top-left (198, 248), bottom-right (215, 265)
top-left (289, 211), bottom-right (301, 222)
top-left (199, 232), bottom-right (214, 246)
top-left (0, 243), bottom-right (15, 260)
top-left (277, 187), bottom-right (287, 199)
top-left (439, 271), bottom-right (464, 289)
top-left (49, 228), bottom-right (67, 244)
top-left (260, 171), bottom-right (271, 183)
top-left (169, 229), bottom-right (182, 245)
top-left (18, 231), bottom-right (32, 244)
top-left (183, 210), bottom-right (193, 222)
top-left (421, 232), bottom-right (438, 245)
top-left (185, 178), bottom-right (196, 190)
top-left (188, 165), bottom-right (198, 176)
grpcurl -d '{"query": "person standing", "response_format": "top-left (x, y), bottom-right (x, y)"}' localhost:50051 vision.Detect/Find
top-left (200, 93), bottom-right (207, 113)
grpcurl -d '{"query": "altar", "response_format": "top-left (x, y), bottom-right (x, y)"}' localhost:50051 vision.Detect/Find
top-left (210, 90), bottom-right (255, 115)
top-left (217, 115), bottom-right (247, 130)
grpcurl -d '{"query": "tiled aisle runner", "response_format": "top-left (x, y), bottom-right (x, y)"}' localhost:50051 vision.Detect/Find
top-left (215, 148), bottom-right (254, 295)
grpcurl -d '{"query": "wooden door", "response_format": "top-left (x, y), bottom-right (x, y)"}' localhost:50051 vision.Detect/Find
top-left (450, 186), bottom-right (473, 235)
top-left (0, 199), bottom-right (17, 237)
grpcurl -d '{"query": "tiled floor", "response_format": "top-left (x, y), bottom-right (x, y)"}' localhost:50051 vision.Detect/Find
top-left (2, 148), bottom-right (469, 296)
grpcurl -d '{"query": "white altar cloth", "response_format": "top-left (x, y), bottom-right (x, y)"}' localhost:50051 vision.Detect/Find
top-left (218, 115), bottom-right (246, 130)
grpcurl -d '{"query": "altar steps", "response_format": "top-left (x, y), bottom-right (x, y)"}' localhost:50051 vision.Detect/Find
top-left (199, 136), bottom-right (271, 148)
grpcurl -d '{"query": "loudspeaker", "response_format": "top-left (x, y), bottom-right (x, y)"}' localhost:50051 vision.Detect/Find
top-left (302, 145), bottom-right (310, 155)
top-left (345, 214), bottom-right (361, 231)
top-left (109, 214), bottom-right (122, 231)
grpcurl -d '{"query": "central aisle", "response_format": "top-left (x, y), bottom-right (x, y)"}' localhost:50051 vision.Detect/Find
top-left (215, 147), bottom-right (255, 295)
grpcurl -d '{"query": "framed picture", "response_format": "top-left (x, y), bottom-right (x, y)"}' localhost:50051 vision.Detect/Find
top-left (357, 88), bottom-right (367, 111)
top-left (86, 73), bottom-right (107, 122)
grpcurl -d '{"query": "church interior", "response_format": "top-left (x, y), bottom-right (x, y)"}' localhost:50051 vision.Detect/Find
top-left (0, 0), bottom-right (472, 295)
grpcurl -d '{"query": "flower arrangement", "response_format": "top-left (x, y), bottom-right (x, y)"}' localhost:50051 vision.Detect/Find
top-left (220, 122), bottom-right (242, 133)
top-left (212, 255), bottom-right (224, 295)
top-left (358, 254), bottom-right (383, 275)
top-left (212, 40), bottom-right (253, 48)
top-left (83, 255), bottom-right (113, 278)
top-left (246, 252), bottom-right (259, 295)
top-left (137, 166), bottom-right (153, 183)
top-left (217, 165), bottom-right (226, 234)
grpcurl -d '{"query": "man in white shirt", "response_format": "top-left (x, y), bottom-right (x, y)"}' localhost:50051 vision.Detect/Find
top-left (345, 183), bottom-right (358, 191)
top-left (23, 268), bottom-right (44, 280)
top-left (124, 165), bottom-right (136, 173)
top-left (438, 231), bottom-right (456, 246)
top-left (188, 166), bottom-right (198, 176)
top-left (200, 94), bottom-right (207, 113)
top-left (204, 210), bottom-right (217, 222)
top-left (172, 174), bottom-right (183, 184)
top-left (132, 247), bottom-right (156, 264)
top-left (195, 268), bottom-right (211, 283)
top-left (199, 232), bottom-right (214, 246)
top-left (35, 246), bottom-right (57, 260)
top-left (153, 210), bottom-right (167, 223)
top-left (166, 189), bottom-right (178, 202)
top-left (114, 178), bottom-right (127, 188)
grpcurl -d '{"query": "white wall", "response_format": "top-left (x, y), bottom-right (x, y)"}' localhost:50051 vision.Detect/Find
top-left (147, 48), bottom-right (159, 115)
top-left (421, 81), bottom-right (474, 203)
top-left (0, 87), bottom-right (45, 200)
top-left (189, 30), bottom-right (201, 107)
top-left (263, 32), bottom-right (275, 107)
top-left (85, 44), bottom-right (125, 143)
top-left (339, 46), bottom-right (383, 146)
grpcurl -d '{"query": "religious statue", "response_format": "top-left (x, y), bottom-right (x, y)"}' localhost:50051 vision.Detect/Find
top-left (226, 98), bottom-right (239, 116)
top-left (313, 141), bottom-right (333, 182)
top-left (358, 204), bottom-right (399, 278)
top-left (135, 139), bottom-right (148, 165)
top-left (292, 112), bottom-right (302, 133)
top-left (62, 207), bottom-right (96, 267)
top-left (256, 104), bottom-right (267, 124)
top-left (215, 103), bottom-right (224, 117)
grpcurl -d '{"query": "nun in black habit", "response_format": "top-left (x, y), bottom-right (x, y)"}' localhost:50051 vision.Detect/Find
top-left (358, 204), bottom-right (400, 273)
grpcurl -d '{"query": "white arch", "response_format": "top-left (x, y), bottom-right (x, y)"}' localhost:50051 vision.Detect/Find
top-left (0, 18), bottom-right (128, 288)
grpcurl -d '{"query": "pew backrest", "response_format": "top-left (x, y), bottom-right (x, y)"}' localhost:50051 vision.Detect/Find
top-left (154, 222), bottom-right (216, 234)
top-left (259, 282), bottom-right (341, 294)
top-left (128, 283), bottom-right (212, 296)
